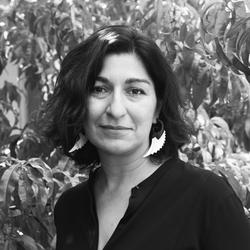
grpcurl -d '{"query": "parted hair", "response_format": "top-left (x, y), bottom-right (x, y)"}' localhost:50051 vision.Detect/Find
top-left (42, 25), bottom-right (191, 166)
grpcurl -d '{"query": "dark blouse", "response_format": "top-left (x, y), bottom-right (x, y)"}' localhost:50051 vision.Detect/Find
top-left (54, 157), bottom-right (250, 250)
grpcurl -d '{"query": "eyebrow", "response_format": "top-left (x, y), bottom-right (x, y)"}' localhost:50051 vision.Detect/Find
top-left (96, 76), bottom-right (151, 85)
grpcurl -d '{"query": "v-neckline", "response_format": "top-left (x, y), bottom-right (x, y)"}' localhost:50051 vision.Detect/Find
top-left (87, 157), bottom-right (175, 250)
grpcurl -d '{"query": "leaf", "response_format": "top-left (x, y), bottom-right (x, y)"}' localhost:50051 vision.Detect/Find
top-left (201, 148), bottom-right (212, 163)
top-left (214, 37), bottom-right (232, 67)
top-left (247, 33), bottom-right (250, 54)
top-left (28, 158), bottom-right (53, 182)
top-left (18, 173), bottom-right (34, 209)
top-left (235, 27), bottom-right (249, 56)
top-left (211, 116), bottom-right (230, 131)
top-left (185, 31), bottom-right (195, 48)
top-left (191, 69), bottom-right (210, 110)
top-left (24, 65), bottom-right (41, 90)
top-left (27, 10), bottom-right (37, 34)
top-left (0, 83), bottom-right (8, 103)
top-left (209, 86), bottom-right (218, 106)
top-left (25, 166), bottom-right (49, 211)
top-left (240, 43), bottom-right (249, 65)
top-left (230, 73), bottom-right (242, 102)
top-left (214, 144), bottom-right (224, 159)
top-left (245, 0), bottom-right (250, 12)
top-left (233, 1), bottom-right (250, 17)
top-left (18, 234), bottom-right (38, 250)
top-left (191, 83), bottom-right (207, 110)
top-left (226, 17), bottom-right (250, 38)
top-left (0, 111), bottom-right (12, 147)
top-left (197, 105), bottom-right (210, 127)
top-left (4, 238), bottom-right (17, 250)
top-left (218, 169), bottom-right (247, 205)
top-left (4, 81), bottom-right (21, 105)
top-left (36, 184), bottom-right (48, 211)
top-left (244, 117), bottom-right (250, 137)
top-left (33, 12), bottom-right (51, 37)
top-left (27, 166), bottom-right (44, 180)
top-left (214, 66), bottom-right (228, 101)
top-left (186, 1), bottom-right (200, 19)
top-left (0, 163), bottom-right (20, 209)
top-left (200, 18), bottom-right (214, 43)
top-left (232, 55), bottom-right (250, 75)
top-left (246, 188), bottom-right (250, 209)
top-left (243, 128), bottom-right (250, 151)
top-left (200, 1), bottom-right (226, 36)
top-left (215, 12), bottom-right (230, 38)
top-left (156, 0), bottom-right (163, 29)
top-left (27, 159), bottom-right (54, 198)
top-left (0, 53), bottom-right (7, 75)
top-left (142, 10), bottom-right (157, 30)
top-left (182, 47), bottom-right (194, 70)
top-left (138, 0), bottom-right (152, 11)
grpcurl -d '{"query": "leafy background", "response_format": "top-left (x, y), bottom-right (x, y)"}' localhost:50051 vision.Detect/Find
top-left (0, 0), bottom-right (250, 249)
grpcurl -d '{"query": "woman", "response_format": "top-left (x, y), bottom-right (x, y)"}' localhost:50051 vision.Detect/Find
top-left (43, 25), bottom-right (250, 250)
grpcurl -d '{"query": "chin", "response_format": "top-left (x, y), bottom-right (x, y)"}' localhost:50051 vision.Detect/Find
top-left (92, 138), bottom-right (147, 157)
top-left (105, 147), bottom-right (132, 156)
top-left (99, 143), bottom-right (138, 156)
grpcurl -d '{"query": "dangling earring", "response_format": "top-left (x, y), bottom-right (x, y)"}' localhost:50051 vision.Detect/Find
top-left (69, 133), bottom-right (88, 153)
top-left (143, 119), bottom-right (166, 158)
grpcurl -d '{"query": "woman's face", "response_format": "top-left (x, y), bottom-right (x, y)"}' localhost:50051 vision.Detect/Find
top-left (84, 53), bottom-right (159, 157)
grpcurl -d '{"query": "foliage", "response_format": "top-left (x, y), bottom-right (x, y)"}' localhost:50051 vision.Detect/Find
top-left (0, 155), bottom-right (87, 249)
top-left (0, 0), bottom-right (250, 248)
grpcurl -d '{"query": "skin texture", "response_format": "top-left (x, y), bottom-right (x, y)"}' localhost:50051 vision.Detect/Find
top-left (84, 53), bottom-right (159, 161)
top-left (83, 53), bottom-right (161, 250)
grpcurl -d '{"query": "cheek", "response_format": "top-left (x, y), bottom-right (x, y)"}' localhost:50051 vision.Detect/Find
top-left (133, 103), bottom-right (157, 127)
top-left (84, 101), bottom-right (105, 128)
top-left (145, 98), bottom-right (158, 119)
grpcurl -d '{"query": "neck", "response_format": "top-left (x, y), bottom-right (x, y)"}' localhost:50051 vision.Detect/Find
top-left (96, 152), bottom-right (161, 193)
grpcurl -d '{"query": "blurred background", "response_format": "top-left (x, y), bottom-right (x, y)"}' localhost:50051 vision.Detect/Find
top-left (0, 0), bottom-right (250, 249)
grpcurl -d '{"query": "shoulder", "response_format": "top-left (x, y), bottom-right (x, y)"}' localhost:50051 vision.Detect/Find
top-left (184, 162), bottom-right (234, 198)
top-left (165, 158), bottom-right (236, 201)
top-left (54, 180), bottom-right (89, 218)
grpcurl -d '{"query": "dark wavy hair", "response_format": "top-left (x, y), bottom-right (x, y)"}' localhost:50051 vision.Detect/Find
top-left (41, 25), bottom-right (191, 166)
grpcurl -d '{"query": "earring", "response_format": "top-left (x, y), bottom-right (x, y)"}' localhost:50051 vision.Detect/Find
top-left (143, 119), bottom-right (166, 158)
top-left (69, 133), bottom-right (88, 153)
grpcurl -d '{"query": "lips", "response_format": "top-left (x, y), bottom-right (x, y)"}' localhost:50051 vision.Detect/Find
top-left (100, 125), bottom-right (132, 130)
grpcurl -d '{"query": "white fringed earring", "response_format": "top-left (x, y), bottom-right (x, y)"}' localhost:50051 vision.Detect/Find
top-left (69, 133), bottom-right (88, 153)
top-left (143, 119), bottom-right (166, 158)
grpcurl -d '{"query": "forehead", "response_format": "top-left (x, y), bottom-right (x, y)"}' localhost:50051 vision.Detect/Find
top-left (99, 53), bottom-right (153, 82)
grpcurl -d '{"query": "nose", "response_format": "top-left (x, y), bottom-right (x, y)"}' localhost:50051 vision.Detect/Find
top-left (106, 91), bottom-right (126, 118)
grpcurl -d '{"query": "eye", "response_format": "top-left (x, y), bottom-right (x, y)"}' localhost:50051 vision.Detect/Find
top-left (127, 88), bottom-right (146, 96)
top-left (93, 86), bottom-right (106, 93)
top-left (91, 85), bottom-right (110, 97)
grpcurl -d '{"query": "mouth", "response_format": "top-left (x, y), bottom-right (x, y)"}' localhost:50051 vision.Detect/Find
top-left (100, 125), bottom-right (132, 130)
